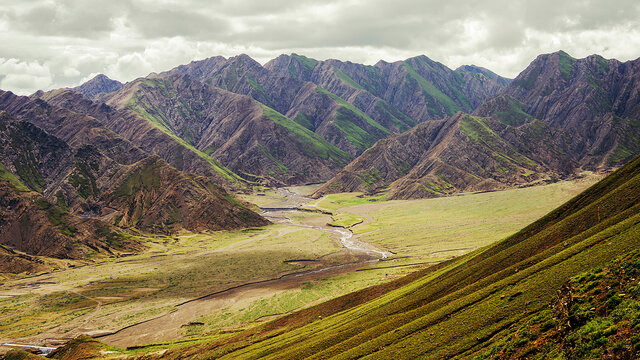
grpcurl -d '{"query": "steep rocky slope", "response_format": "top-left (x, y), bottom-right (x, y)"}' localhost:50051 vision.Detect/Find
top-left (103, 74), bottom-right (350, 184)
top-left (501, 50), bottom-right (640, 168)
top-left (35, 88), bottom-right (244, 189)
top-left (0, 178), bottom-right (140, 274)
top-left (0, 91), bottom-right (269, 272)
top-left (318, 51), bottom-right (640, 199)
top-left (101, 156), bottom-right (267, 233)
top-left (73, 74), bottom-right (123, 100)
top-left (316, 112), bottom-right (560, 198)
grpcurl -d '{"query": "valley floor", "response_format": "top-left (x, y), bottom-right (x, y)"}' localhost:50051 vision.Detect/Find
top-left (0, 177), bottom-right (599, 355)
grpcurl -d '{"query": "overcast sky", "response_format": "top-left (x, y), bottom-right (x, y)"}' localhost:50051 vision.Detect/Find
top-left (1, 0), bottom-right (639, 95)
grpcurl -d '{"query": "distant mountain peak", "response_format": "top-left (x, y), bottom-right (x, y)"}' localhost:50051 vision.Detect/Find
top-left (456, 64), bottom-right (491, 73)
top-left (455, 65), bottom-right (511, 85)
top-left (229, 53), bottom-right (259, 64)
top-left (92, 73), bottom-right (112, 81)
top-left (74, 73), bottom-right (123, 99)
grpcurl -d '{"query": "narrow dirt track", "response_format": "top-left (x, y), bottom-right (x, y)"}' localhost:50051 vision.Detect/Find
top-left (98, 259), bottom-right (375, 347)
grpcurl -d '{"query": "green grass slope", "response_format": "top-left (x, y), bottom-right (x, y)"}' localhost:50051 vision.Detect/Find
top-left (316, 87), bottom-right (391, 152)
top-left (469, 249), bottom-right (640, 359)
top-left (260, 105), bottom-right (350, 164)
top-left (139, 155), bottom-right (640, 359)
top-left (0, 161), bottom-right (29, 191)
top-left (124, 80), bottom-right (246, 185)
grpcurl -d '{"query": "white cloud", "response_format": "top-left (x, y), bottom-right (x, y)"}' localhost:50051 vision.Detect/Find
top-left (0, 58), bottom-right (52, 94)
top-left (0, 0), bottom-right (639, 93)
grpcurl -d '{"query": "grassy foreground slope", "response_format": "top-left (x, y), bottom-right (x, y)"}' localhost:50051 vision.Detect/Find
top-left (129, 155), bottom-right (640, 359)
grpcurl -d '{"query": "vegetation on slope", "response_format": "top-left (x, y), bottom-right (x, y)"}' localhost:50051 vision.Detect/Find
top-left (402, 62), bottom-right (461, 115)
top-left (459, 115), bottom-right (538, 169)
top-left (491, 96), bottom-right (533, 126)
top-left (471, 249), bottom-right (640, 359)
top-left (0, 161), bottom-right (29, 191)
top-left (333, 67), bottom-right (366, 90)
top-left (315, 87), bottom-right (390, 152)
top-left (316, 87), bottom-right (390, 134)
top-left (132, 155), bottom-right (640, 359)
top-left (288, 54), bottom-right (318, 79)
top-left (125, 83), bottom-right (245, 185)
top-left (260, 105), bottom-right (350, 164)
top-left (607, 117), bottom-right (640, 165)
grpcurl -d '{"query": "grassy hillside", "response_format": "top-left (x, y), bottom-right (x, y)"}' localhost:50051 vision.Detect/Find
top-left (0, 161), bottom-right (29, 191)
top-left (130, 155), bottom-right (640, 359)
top-left (125, 86), bottom-right (245, 185)
top-left (260, 105), bottom-right (350, 164)
top-left (469, 249), bottom-right (640, 359)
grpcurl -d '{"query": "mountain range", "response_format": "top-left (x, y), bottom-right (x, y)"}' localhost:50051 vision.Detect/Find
top-left (317, 51), bottom-right (640, 198)
top-left (2, 50), bottom-right (640, 271)
top-left (71, 50), bottom-right (640, 199)
top-left (71, 53), bottom-right (510, 185)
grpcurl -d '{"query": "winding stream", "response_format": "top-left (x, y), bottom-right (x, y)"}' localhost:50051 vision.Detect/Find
top-left (96, 187), bottom-right (391, 348)
top-left (264, 209), bottom-right (390, 260)
top-left (259, 187), bottom-right (391, 259)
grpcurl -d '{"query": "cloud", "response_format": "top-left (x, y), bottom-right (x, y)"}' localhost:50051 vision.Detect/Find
top-left (0, 58), bottom-right (52, 95)
top-left (0, 0), bottom-right (639, 94)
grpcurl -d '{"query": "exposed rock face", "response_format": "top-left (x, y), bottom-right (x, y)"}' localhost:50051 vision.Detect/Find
top-left (455, 65), bottom-right (512, 107)
top-left (35, 88), bottom-right (243, 189)
top-left (317, 51), bottom-right (640, 199)
top-left (501, 50), bottom-right (640, 168)
top-left (103, 74), bottom-right (350, 184)
top-left (101, 156), bottom-right (268, 233)
top-left (0, 179), bottom-right (81, 259)
top-left (0, 91), bottom-right (269, 272)
top-left (0, 110), bottom-right (75, 196)
top-left (315, 113), bottom-right (558, 199)
top-left (73, 74), bottom-right (123, 99)
top-left (0, 178), bottom-right (141, 271)
top-left (0, 245), bottom-right (46, 274)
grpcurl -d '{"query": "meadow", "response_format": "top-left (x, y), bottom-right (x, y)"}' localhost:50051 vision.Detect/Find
top-left (0, 225), bottom-right (345, 343)
top-left (307, 175), bottom-right (600, 267)
top-left (0, 176), bottom-right (599, 354)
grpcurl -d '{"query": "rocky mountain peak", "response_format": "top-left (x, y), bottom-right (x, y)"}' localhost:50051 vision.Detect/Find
top-left (74, 74), bottom-right (123, 99)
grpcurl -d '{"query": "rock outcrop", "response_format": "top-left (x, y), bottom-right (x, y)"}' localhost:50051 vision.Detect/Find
top-left (317, 51), bottom-right (640, 199)
top-left (0, 91), bottom-right (269, 272)
top-left (73, 74), bottom-right (123, 99)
